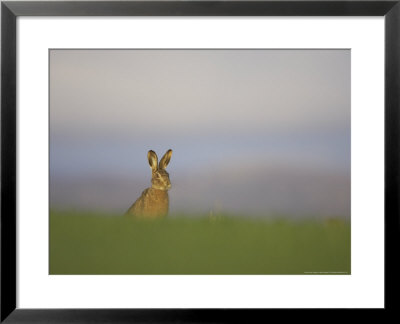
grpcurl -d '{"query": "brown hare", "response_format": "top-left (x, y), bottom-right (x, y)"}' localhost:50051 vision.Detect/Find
top-left (125, 149), bottom-right (172, 219)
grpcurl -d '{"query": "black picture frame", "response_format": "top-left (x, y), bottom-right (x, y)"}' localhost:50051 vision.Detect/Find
top-left (1, 0), bottom-right (399, 322)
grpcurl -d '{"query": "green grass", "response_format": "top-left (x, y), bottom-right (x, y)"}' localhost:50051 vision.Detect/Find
top-left (49, 211), bottom-right (350, 275)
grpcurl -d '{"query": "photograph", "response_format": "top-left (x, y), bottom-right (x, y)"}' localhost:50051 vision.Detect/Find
top-left (49, 49), bottom-right (351, 275)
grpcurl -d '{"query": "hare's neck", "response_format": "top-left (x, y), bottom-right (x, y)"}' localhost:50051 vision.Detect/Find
top-left (148, 187), bottom-right (169, 199)
top-left (150, 185), bottom-right (168, 191)
top-left (149, 187), bottom-right (168, 194)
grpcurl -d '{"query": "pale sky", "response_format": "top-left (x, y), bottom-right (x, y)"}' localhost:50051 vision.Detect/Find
top-left (50, 49), bottom-right (350, 136)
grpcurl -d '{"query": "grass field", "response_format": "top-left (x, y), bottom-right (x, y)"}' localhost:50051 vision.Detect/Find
top-left (49, 211), bottom-right (350, 275)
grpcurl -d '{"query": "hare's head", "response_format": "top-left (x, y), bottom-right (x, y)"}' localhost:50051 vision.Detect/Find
top-left (148, 149), bottom-right (172, 190)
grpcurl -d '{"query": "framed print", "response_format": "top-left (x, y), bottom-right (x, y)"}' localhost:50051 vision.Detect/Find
top-left (1, 0), bottom-right (399, 322)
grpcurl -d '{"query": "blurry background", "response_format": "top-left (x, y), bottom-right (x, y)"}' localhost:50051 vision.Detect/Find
top-left (50, 49), bottom-right (350, 219)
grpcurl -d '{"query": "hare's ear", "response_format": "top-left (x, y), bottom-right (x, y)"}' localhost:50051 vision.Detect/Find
top-left (148, 150), bottom-right (158, 171)
top-left (159, 149), bottom-right (172, 170)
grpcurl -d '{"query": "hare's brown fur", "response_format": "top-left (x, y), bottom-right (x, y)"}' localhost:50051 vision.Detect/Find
top-left (125, 149), bottom-right (172, 219)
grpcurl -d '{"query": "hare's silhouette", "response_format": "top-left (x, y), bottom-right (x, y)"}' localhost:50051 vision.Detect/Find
top-left (125, 149), bottom-right (172, 218)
